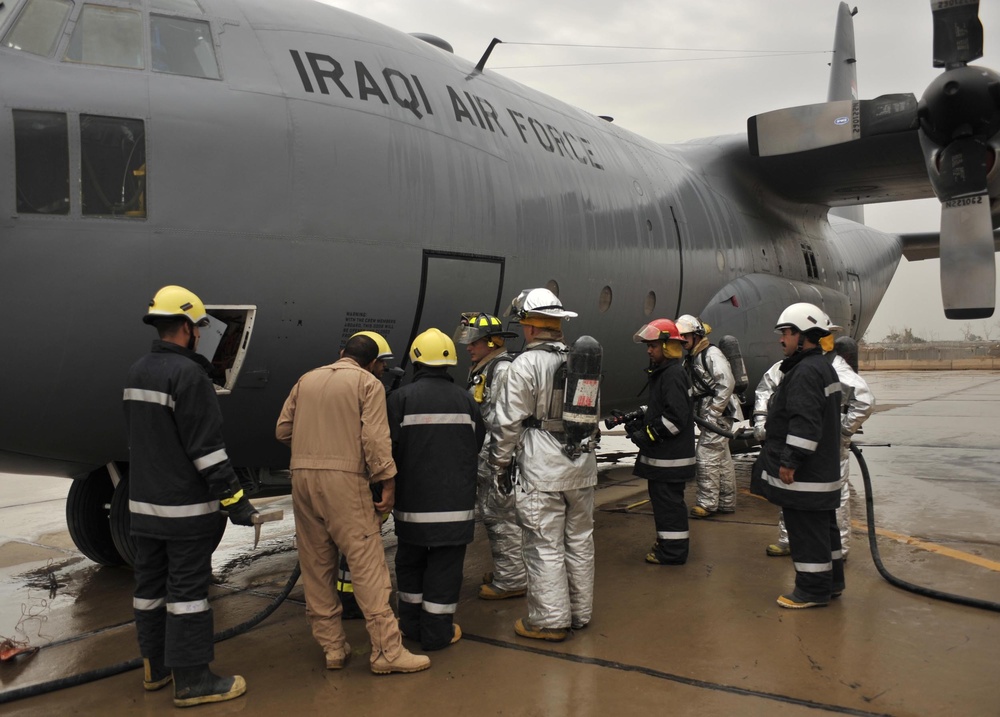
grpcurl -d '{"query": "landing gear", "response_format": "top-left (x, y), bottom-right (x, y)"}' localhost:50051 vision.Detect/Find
top-left (66, 465), bottom-right (125, 567)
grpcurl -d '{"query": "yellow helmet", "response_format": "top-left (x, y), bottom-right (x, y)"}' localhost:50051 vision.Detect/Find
top-left (454, 312), bottom-right (518, 346)
top-left (142, 285), bottom-right (209, 326)
top-left (350, 331), bottom-right (393, 360)
top-left (409, 328), bottom-right (457, 367)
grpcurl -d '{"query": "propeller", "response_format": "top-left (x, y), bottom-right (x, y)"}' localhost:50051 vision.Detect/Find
top-left (747, 1), bottom-right (1000, 319)
top-left (918, 1), bottom-right (998, 319)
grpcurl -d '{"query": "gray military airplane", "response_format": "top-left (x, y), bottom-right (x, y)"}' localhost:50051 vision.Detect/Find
top-left (0, 0), bottom-right (997, 566)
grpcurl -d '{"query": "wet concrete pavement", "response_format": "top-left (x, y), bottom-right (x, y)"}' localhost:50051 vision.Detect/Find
top-left (1, 371), bottom-right (998, 716)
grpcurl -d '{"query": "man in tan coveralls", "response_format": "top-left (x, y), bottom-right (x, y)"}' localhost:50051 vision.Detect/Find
top-left (276, 334), bottom-right (430, 675)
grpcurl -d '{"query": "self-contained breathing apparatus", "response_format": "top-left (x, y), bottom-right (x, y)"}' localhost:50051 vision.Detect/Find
top-left (523, 335), bottom-right (604, 459)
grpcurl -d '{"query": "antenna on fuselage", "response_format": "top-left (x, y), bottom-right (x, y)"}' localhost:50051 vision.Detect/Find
top-left (475, 38), bottom-right (502, 73)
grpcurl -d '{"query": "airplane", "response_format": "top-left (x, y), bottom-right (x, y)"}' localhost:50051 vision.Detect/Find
top-left (0, 0), bottom-right (996, 567)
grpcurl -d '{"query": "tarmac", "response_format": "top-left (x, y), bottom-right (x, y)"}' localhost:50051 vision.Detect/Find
top-left (1, 370), bottom-right (998, 716)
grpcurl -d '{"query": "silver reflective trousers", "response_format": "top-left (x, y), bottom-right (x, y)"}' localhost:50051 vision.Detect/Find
top-left (515, 486), bottom-right (595, 629)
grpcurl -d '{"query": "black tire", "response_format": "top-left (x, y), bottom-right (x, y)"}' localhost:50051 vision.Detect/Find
top-left (109, 471), bottom-right (229, 568)
top-left (66, 467), bottom-right (126, 566)
top-left (109, 475), bottom-right (137, 568)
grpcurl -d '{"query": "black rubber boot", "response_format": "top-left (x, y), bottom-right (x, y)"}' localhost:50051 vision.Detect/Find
top-left (172, 665), bottom-right (246, 708)
top-left (143, 657), bottom-right (172, 692)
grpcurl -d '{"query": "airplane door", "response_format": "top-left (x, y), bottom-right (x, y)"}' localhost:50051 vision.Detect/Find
top-left (847, 272), bottom-right (862, 338)
top-left (401, 250), bottom-right (507, 380)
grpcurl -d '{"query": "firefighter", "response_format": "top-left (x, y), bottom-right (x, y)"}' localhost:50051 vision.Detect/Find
top-left (630, 319), bottom-right (697, 564)
top-left (675, 315), bottom-right (743, 518)
top-left (490, 288), bottom-right (597, 642)
top-left (387, 329), bottom-right (486, 650)
top-left (758, 336), bottom-right (875, 559)
top-left (124, 285), bottom-right (257, 707)
top-left (757, 303), bottom-right (843, 608)
top-left (454, 312), bottom-right (527, 600)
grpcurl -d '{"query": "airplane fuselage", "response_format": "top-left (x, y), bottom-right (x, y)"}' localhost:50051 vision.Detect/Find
top-left (0, 0), bottom-right (901, 478)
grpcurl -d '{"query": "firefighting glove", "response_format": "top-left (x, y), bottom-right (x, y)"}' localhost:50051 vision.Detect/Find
top-left (628, 424), bottom-right (656, 450)
top-left (753, 422), bottom-right (767, 442)
top-left (226, 496), bottom-right (258, 527)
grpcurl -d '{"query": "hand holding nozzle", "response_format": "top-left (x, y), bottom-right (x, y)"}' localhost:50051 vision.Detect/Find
top-left (603, 406), bottom-right (646, 430)
top-left (251, 509), bottom-right (284, 550)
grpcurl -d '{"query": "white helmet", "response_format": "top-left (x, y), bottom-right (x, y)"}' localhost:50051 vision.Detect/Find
top-left (674, 314), bottom-right (704, 337)
top-left (508, 288), bottom-right (578, 320)
top-left (774, 303), bottom-right (841, 336)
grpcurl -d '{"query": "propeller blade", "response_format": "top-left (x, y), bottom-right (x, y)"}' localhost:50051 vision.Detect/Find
top-left (939, 196), bottom-right (996, 318)
top-left (748, 95), bottom-right (917, 157)
top-left (931, 0), bottom-right (983, 68)
top-left (936, 138), bottom-right (996, 318)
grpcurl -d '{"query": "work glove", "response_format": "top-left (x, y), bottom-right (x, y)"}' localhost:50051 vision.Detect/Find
top-left (753, 422), bottom-right (767, 442)
top-left (226, 496), bottom-right (258, 527)
top-left (628, 424), bottom-right (655, 450)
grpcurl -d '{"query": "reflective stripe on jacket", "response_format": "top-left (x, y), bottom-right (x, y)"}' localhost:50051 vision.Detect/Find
top-left (632, 359), bottom-right (697, 483)
top-left (388, 368), bottom-right (486, 545)
top-left (123, 340), bottom-right (241, 539)
top-left (760, 348), bottom-right (842, 510)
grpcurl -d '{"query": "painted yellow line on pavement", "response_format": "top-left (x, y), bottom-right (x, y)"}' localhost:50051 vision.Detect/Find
top-left (853, 520), bottom-right (1000, 573)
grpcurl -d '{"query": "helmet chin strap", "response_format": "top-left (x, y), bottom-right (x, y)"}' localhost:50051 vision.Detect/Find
top-left (186, 324), bottom-right (198, 351)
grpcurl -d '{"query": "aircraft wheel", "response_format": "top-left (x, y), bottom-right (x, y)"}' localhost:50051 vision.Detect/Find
top-left (109, 474), bottom-right (138, 568)
top-left (66, 467), bottom-right (126, 566)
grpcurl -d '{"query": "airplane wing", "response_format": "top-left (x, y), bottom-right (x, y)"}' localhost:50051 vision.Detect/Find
top-left (746, 125), bottom-right (932, 208)
top-left (746, 0), bottom-right (998, 320)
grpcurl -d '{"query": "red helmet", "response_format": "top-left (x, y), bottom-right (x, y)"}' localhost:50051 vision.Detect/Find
top-left (633, 318), bottom-right (682, 344)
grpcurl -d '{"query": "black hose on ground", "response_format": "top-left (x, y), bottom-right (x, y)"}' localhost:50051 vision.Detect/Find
top-left (853, 443), bottom-right (1000, 613)
top-left (0, 562), bottom-right (301, 705)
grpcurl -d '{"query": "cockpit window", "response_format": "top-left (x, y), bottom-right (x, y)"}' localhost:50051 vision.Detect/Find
top-left (151, 14), bottom-right (218, 79)
top-left (3, 0), bottom-right (72, 57)
top-left (13, 109), bottom-right (70, 215)
top-left (80, 114), bottom-right (146, 217)
top-left (64, 5), bottom-right (143, 69)
top-left (152, 0), bottom-right (203, 13)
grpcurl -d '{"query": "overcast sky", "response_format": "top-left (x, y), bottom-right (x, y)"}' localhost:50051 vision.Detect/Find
top-left (320, 0), bottom-right (999, 341)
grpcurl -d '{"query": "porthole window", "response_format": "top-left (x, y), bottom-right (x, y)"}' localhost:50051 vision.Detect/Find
top-left (598, 286), bottom-right (612, 313)
top-left (644, 291), bottom-right (656, 316)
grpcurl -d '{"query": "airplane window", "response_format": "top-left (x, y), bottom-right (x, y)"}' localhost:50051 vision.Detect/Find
top-left (64, 5), bottom-right (143, 69)
top-left (13, 110), bottom-right (69, 215)
top-left (152, 0), bottom-right (203, 13)
top-left (150, 14), bottom-right (219, 79)
top-left (80, 114), bottom-right (146, 217)
top-left (3, 0), bottom-right (72, 57)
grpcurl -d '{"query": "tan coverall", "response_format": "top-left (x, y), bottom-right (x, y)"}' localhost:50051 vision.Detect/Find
top-left (276, 357), bottom-right (404, 665)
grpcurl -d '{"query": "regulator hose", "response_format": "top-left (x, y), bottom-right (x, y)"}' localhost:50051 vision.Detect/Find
top-left (0, 561), bottom-right (301, 705)
top-left (853, 443), bottom-right (1000, 613)
top-left (693, 413), bottom-right (740, 439)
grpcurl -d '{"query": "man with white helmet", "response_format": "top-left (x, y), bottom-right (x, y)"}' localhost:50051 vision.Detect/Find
top-left (756, 336), bottom-right (875, 560)
top-left (757, 303), bottom-right (844, 609)
top-left (675, 314), bottom-right (743, 518)
top-left (629, 319), bottom-right (697, 564)
top-left (490, 288), bottom-right (597, 641)
top-left (454, 312), bottom-right (527, 601)
top-left (387, 329), bottom-right (486, 651)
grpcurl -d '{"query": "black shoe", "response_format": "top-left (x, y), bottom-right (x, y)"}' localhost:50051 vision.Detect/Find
top-left (173, 666), bottom-right (246, 708)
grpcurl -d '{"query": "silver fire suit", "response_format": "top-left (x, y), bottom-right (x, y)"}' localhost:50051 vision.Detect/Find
top-left (469, 348), bottom-right (526, 593)
top-left (755, 356), bottom-right (875, 556)
top-left (689, 341), bottom-right (743, 513)
top-left (490, 339), bottom-right (597, 630)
